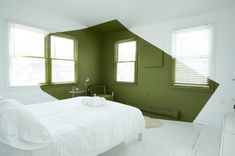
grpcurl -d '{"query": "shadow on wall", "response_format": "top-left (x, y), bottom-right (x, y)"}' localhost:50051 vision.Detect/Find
top-left (40, 20), bottom-right (219, 122)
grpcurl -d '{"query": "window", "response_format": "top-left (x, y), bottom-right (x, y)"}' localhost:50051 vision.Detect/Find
top-left (172, 25), bottom-right (212, 87)
top-left (51, 35), bottom-right (76, 83)
top-left (115, 40), bottom-right (137, 83)
top-left (9, 24), bottom-right (46, 86)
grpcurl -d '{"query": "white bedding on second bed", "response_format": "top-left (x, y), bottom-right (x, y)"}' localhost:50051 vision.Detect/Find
top-left (0, 97), bottom-right (145, 156)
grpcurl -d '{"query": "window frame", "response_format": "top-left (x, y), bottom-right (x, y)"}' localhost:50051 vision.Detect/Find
top-left (114, 38), bottom-right (138, 85)
top-left (8, 23), bottom-right (47, 87)
top-left (170, 25), bottom-right (215, 91)
top-left (46, 33), bottom-right (78, 85)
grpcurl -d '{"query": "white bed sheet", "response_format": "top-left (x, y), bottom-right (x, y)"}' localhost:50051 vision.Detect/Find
top-left (0, 97), bottom-right (145, 156)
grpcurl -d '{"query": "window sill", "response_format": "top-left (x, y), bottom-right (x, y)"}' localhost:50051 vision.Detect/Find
top-left (115, 81), bottom-right (137, 87)
top-left (51, 81), bottom-right (77, 85)
top-left (40, 82), bottom-right (78, 87)
top-left (169, 83), bottom-right (212, 92)
top-left (5, 84), bottom-right (42, 92)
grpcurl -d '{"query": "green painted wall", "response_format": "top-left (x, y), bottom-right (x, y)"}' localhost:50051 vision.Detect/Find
top-left (100, 29), bottom-right (217, 122)
top-left (41, 29), bottom-right (102, 99)
top-left (40, 20), bottom-right (217, 122)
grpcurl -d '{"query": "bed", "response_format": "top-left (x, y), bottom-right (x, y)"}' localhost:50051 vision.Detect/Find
top-left (0, 97), bottom-right (145, 156)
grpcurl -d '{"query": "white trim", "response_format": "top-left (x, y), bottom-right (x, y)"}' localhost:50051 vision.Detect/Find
top-left (173, 25), bottom-right (212, 34)
top-left (208, 24), bottom-right (217, 79)
top-left (7, 20), bottom-right (49, 35)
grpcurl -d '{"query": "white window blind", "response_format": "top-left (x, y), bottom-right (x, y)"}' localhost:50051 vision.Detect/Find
top-left (173, 26), bottom-right (212, 86)
top-left (51, 35), bottom-right (75, 83)
top-left (116, 40), bottom-right (136, 83)
top-left (9, 24), bottom-right (46, 86)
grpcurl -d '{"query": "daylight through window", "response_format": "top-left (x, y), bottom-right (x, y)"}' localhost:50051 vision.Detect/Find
top-left (51, 35), bottom-right (76, 83)
top-left (173, 26), bottom-right (212, 87)
top-left (9, 24), bottom-right (46, 86)
top-left (116, 40), bottom-right (136, 83)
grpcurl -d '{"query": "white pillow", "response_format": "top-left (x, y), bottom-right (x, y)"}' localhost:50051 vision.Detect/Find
top-left (0, 99), bottom-right (54, 150)
top-left (81, 97), bottom-right (107, 107)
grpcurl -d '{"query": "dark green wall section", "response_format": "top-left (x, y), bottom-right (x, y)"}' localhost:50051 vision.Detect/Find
top-left (101, 29), bottom-right (217, 121)
top-left (40, 20), bottom-right (218, 122)
top-left (41, 29), bottom-right (103, 99)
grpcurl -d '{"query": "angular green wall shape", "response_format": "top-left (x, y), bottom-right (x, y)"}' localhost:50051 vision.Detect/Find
top-left (142, 46), bottom-right (163, 68)
top-left (41, 29), bottom-right (103, 99)
top-left (41, 20), bottom-right (218, 122)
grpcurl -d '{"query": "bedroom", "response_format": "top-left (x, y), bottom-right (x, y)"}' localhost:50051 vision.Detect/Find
top-left (0, 0), bottom-right (235, 156)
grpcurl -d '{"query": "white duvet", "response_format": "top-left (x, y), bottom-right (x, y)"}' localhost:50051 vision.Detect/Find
top-left (0, 97), bottom-right (145, 156)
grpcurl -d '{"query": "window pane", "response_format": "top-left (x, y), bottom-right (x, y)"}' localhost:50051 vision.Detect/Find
top-left (175, 60), bottom-right (208, 85)
top-left (52, 60), bottom-right (75, 83)
top-left (178, 58), bottom-right (209, 77)
top-left (118, 41), bottom-right (136, 61)
top-left (175, 27), bottom-right (210, 58)
top-left (51, 36), bottom-right (74, 59)
top-left (117, 62), bottom-right (135, 83)
top-left (10, 57), bottom-right (45, 86)
top-left (11, 27), bottom-right (45, 57)
top-left (173, 26), bottom-right (211, 86)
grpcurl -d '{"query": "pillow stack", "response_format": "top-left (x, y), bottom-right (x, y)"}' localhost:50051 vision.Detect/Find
top-left (0, 98), bottom-right (54, 150)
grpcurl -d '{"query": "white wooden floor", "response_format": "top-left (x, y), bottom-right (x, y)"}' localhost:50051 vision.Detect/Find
top-left (100, 120), bottom-right (221, 156)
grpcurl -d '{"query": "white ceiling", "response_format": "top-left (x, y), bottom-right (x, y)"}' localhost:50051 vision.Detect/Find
top-left (3, 0), bottom-right (235, 28)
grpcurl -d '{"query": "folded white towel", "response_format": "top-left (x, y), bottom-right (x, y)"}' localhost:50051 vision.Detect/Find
top-left (81, 97), bottom-right (107, 107)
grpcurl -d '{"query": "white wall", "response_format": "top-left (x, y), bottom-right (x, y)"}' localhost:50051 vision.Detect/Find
top-left (130, 8), bottom-right (235, 128)
top-left (0, 1), bottom-right (85, 104)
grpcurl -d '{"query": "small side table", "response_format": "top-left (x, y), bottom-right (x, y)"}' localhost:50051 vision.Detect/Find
top-left (69, 90), bottom-right (85, 98)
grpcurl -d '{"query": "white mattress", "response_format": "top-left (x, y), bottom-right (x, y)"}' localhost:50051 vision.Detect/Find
top-left (0, 97), bottom-right (145, 156)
